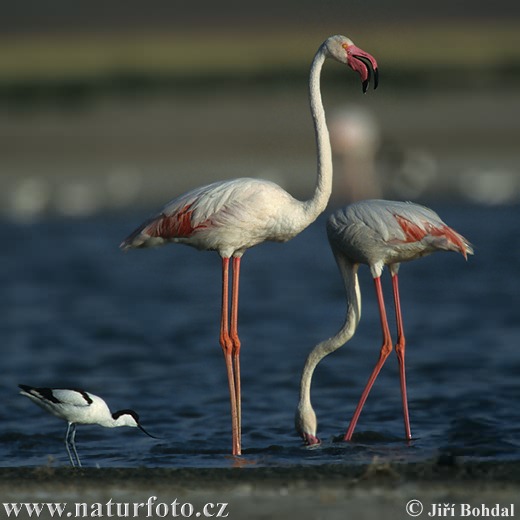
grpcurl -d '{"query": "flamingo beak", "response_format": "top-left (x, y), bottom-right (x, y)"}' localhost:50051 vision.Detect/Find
top-left (302, 432), bottom-right (321, 446)
top-left (344, 44), bottom-right (379, 93)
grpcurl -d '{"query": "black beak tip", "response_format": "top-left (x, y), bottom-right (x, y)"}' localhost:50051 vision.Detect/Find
top-left (362, 79), bottom-right (369, 94)
top-left (138, 424), bottom-right (159, 439)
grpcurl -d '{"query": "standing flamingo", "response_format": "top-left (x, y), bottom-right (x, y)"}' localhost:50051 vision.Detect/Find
top-left (120, 35), bottom-right (378, 456)
top-left (295, 200), bottom-right (473, 445)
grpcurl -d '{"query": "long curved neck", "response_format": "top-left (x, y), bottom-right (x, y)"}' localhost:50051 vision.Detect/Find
top-left (302, 46), bottom-right (333, 221)
top-left (298, 256), bottom-right (361, 408)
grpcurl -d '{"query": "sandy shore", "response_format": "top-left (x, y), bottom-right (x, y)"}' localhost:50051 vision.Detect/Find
top-left (1, 459), bottom-right (519, 519)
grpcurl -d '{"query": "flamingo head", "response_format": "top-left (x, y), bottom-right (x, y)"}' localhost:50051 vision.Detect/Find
top-left (324, 35), bottom-right (379, 93)
top-left (295, 401), bottom-right (321, 446)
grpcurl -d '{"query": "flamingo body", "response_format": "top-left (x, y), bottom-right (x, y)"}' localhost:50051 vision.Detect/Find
top-left (122, 35), bottom-right (378, 456)
top-left (327, 200), bottom-right (470, 275)
top-left (120, 178), bottom-right (313, 256)
top-left (296, 200), bottom-right (473, 446)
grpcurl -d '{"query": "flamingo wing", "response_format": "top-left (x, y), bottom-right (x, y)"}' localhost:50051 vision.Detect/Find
top-left (120, 178), bottom-right (257, 249)
top-left (328, 200), bottom-right (473, 266)
top-left (120, 177), bottom-right (301, 253)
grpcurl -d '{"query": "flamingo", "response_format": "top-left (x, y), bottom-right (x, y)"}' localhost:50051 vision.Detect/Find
top-left (120, 35), bottom-right (378, 456)
top-left (295, 200), bottom-right (473, 445)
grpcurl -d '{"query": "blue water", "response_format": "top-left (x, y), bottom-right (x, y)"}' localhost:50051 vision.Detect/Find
top-left (1, 203), bottom-right (519, 468)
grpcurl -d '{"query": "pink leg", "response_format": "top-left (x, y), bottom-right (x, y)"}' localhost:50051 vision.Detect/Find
top-left (391, 273), bottom-right (412, 441)
top-left (343, 276), bottom-right (393, 441)
top-left (230, 256), bottom-right (242, 455)
top-left (219, 257), bottom-right (240, 456)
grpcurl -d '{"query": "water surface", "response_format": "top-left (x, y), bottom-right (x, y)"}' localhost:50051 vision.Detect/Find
top-left (1, 203), bottom-right (519, 468)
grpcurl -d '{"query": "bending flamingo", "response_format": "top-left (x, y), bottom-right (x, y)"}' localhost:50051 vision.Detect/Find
top-left (120, 35), bottom-right (378, 455)
top-left (295, 200), bottom-right (473, 445)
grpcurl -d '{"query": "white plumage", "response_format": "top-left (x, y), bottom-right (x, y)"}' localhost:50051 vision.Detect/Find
top-left (19, 385), bottom-right (156, 467)
top-left (327, 200), bottom-right (473, 277)
top-left (121, 35), bottom-right (378, 456)
top-left (123, 178), bottom-right (312, 257)
top-left (296, 200), bottom-right (473, 446)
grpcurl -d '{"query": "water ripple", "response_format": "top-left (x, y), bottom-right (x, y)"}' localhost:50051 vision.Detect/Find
top-left (3, 205), bottom-right (520, 467)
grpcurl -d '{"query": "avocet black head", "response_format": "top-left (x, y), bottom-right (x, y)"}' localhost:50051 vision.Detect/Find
top-left (19, 385), bottom-right (157, 467)
top-left (111, 409), bottom-right (158, 438)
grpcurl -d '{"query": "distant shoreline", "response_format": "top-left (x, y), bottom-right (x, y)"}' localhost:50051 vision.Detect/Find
top-left (0, 21), bottom-right (518, 108)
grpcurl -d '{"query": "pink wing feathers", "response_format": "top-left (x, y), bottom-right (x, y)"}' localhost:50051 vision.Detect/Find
top-left (328, 200), bottom-right (473, 261)
top-left (119, 178), bottom-right (286, 251)
top-left (393, 213), bottom-right (471, 259)
top-left (119, 180), bottom-right (232, 250)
